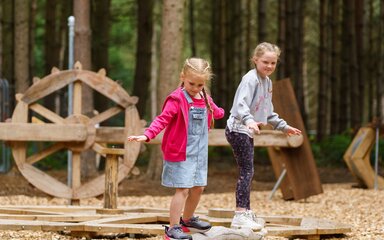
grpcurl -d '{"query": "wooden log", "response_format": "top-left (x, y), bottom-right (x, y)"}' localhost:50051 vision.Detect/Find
top-left (0, 123), bottom-right (87, 141)
top-left (95, 127), bottom-right (303, 148)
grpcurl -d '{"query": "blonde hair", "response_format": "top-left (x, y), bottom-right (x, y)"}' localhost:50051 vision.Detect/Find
top-left (181, 57), bottom-right (213, 80)
top-left (251, 42), bottom-right (281, 64)
top-left (180, 57), bottom-right (215, 128)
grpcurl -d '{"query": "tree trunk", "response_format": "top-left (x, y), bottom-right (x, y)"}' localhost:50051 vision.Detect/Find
top-left (258, 0), bottom-right (267, 42)
top-left (132, 0), bottom-right (154, 117)
top-left (1, 0), bottom-right (14, 109)
top-left (367, 0), bottom-right (375, 121)
top-left (91, 0), bottom-right (111, 121)
top-left (355, 0), bottom-right (365, 122)
top-left (276, 0), bottom-right (286, 80)
top-left (73, 0), bottom-right (93, 115)
top-left (377, 0), bottom-right (384, 120)
top-left (330, 0), bottom-right (341, 134)
top-left (74, 0), bottom-right (97, 178)
top-left (146, 0), bottom-right (185, 181)
top-left (29, 0), bottom-right (37, 81)
top-left (316, 0), bottom-right (328, 141)
top-left (284, 0), bottom-right (294, 80)
top-left (44, 0), bottom-right (58, 112)
top-left (339, 0), bottom-right (351, 131)
top-left (0, 1), bottom-right (3, 75)
top-left (244, 0), bottom-right (251, 71)
top-left (14, 0), bottom-right (30, 94)
top-left (293, 0), bottom-right (307, 128)
top-left (189, 0), bottom-right (196, 56)
top-left (346, 1), bottom-right (359, 130)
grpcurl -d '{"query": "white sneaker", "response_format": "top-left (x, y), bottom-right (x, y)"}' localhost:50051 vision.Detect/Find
top-left (230, 210), bottom-right (265, 230)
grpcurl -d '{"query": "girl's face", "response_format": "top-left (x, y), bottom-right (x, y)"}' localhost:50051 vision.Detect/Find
top-left (181, 72), bottom-right (206, 98)
top-left (253, 51), bottom-right (278, 78)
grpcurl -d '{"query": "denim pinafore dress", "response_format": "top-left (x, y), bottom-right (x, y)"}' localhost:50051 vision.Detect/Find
top-left (161, 90), bottom-right (209, 188)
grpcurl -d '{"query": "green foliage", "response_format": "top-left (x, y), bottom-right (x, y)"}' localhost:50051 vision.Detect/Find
top-left (311, 134), bottom-right (351, 167)
top-left (310, 133), bottom-right (384, 167)
top-left (33, 0), bottom-right (47, 77)
top-left (27, 143), bottom-right (67, 170)
top-left (108, 0), bottom-right (137, 91)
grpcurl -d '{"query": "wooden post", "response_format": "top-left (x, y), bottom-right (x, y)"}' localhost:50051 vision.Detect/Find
top-left (95, 146), bottom-right (125, 214)
top-left (104, 153), bottom-right (118, 209)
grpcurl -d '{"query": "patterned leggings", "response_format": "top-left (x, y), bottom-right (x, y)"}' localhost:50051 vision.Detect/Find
top-left (225, 127), bottom-right (254, 209)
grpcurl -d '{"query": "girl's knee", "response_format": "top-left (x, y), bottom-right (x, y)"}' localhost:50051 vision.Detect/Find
top-left (191, 186), bottom-right (205, 194)
top-left (176, 188), bottom-right (190, 198)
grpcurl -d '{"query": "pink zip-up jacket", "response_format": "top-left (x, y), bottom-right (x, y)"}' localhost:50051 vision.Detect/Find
top-left (144, 87), bottom-right (225, 162)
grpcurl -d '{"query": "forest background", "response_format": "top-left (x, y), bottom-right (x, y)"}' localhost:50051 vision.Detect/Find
top-left (0, 0), bottom-right (383, 179)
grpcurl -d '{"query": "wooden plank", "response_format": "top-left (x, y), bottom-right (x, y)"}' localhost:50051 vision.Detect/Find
top-left (266, 225), bottom-right (317, 236)
top-left (0, 123), bottom-right (87, 141)
top-left (89, 106), bottom-right (124, 125)
top-left (92, 143), bottom-right (125, 155)
top-left (29, 103), bottom-right (65, 124)
top-left (0, 206), bottom-right (351, 239)
top-left (300, 217), bottom-right (351, 235)
top-left (344, 127), bottom-right (374, 159)
top-left (71, 152), bottom-right (81, 199)
top-left (0, 208), bottom-right (60, 215)
top-left (0, 219), bottom-right (44, 231)
top-left (343, 127), bottom-right (384, 189)
top-left (20, 71), bottom-right (77, 104)
top-left (73, 81), bottom-right (82, 115)
top-left (83, 223), bottom-right (164, 234)
top-left (0, 214), bottom-right (106, 222)
top-left (81, 214), bottom-right (160, 225)
top-left (268, 79), bottom-right (323, 200)
top-left (26, 143), bottom-right (65, 164)
top-left (77, 71), bottom-right (138, 108)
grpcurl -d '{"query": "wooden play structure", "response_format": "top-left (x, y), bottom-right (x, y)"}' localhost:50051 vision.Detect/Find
top-left (0, 67), bottom-right (349, 239)
top-left (0, 62), bottom-right (143, 200)
top-left (0, 67), bottom-right (318, 201)
top-left (0, 206), bottom-right (351, 240)
top-left (268, 78), bottom-right (323, 200)
top-left (343, 127), bottom-right (384, 189)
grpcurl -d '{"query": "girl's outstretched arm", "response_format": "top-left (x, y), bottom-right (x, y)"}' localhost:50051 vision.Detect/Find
top-left (127, 135), bottom-right (148, 142)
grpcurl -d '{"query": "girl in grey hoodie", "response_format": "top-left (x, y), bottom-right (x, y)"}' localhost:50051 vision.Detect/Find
top-left (225, 42), bottom-right (301, 231)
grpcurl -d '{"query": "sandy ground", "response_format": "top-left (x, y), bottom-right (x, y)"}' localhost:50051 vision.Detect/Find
top-left (0, 166), bottom-right (383, 239)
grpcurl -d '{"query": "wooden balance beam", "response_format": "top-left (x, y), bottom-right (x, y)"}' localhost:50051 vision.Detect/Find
top-left (0, 206), bottom-right (351, 239)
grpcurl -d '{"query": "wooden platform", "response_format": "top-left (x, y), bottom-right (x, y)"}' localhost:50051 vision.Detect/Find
top-left (0, 206), bottom-right (351, 239)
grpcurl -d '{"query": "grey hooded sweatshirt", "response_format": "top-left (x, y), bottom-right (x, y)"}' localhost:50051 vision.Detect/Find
top-left (226, 69), bottom-right (287, 138)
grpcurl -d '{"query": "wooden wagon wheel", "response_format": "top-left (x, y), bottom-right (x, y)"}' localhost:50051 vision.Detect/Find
top-left (10, 62), bottom-right (142, 199)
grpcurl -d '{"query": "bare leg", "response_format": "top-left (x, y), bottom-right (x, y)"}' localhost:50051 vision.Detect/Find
top-left (182, 186), bottom-right (204, 220)
top-left (169, 188), bottom-right (189, 226)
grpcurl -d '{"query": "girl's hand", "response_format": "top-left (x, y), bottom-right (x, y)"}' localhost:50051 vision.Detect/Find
top-left (246, 122), bottom-right (264, 134)
top-left (127, 135), bottom-right (148, 142)
top-left (285, 126), bottom-right (302, 135)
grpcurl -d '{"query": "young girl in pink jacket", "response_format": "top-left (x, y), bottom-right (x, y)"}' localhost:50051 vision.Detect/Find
top-left (128, 58), bottom-right (224, 240)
